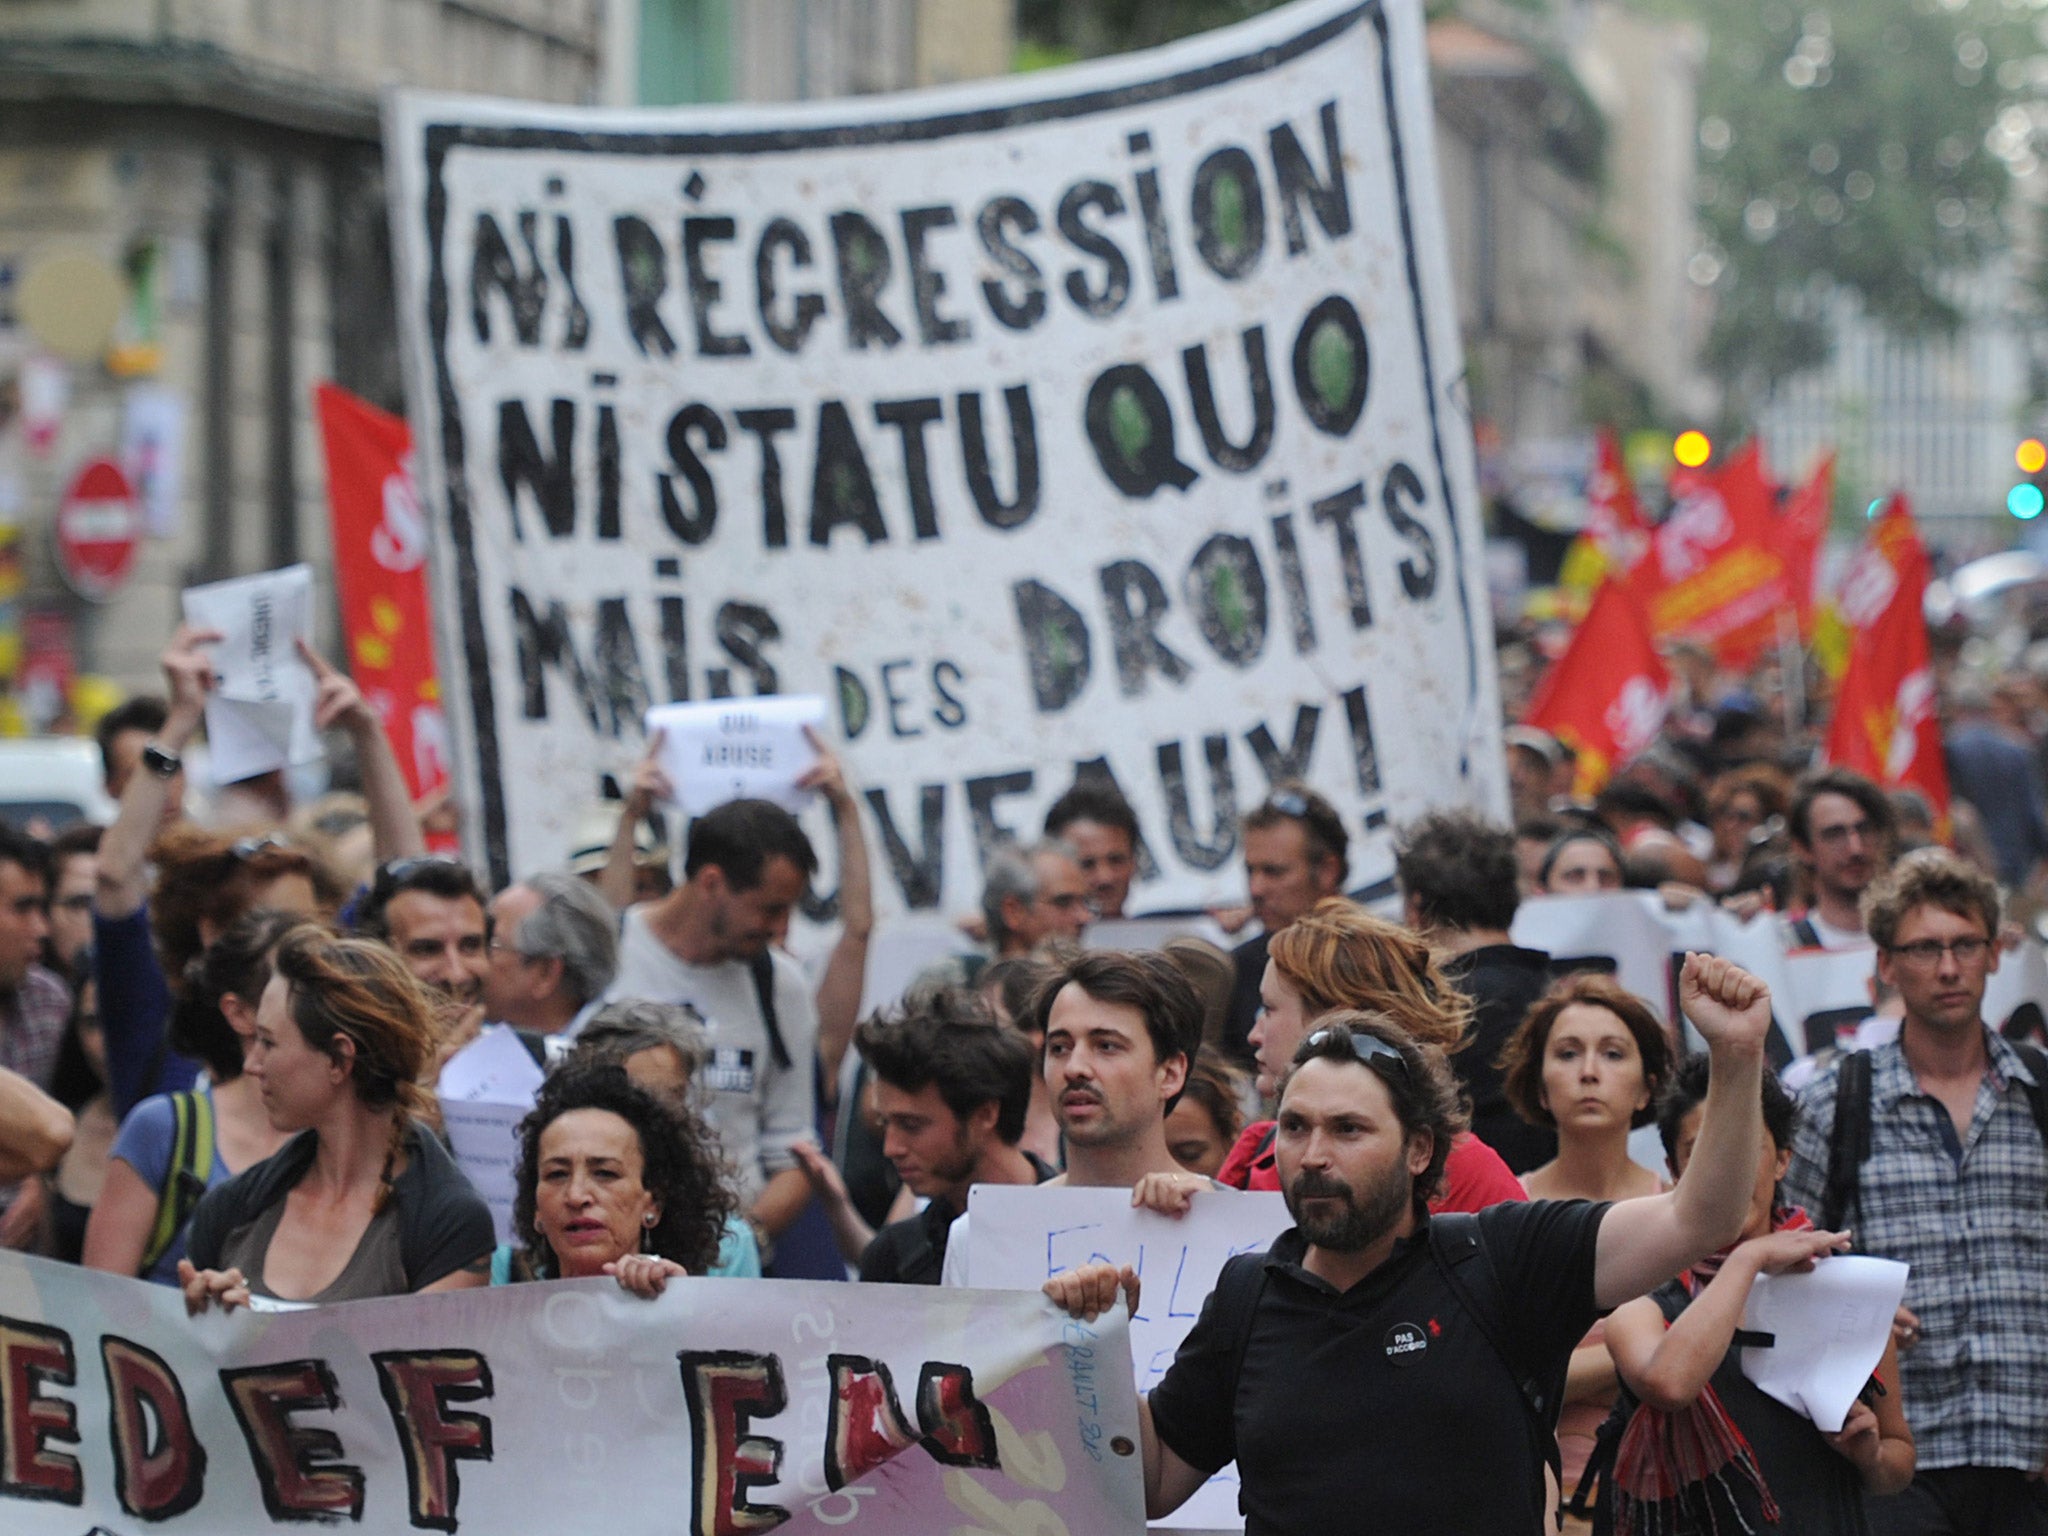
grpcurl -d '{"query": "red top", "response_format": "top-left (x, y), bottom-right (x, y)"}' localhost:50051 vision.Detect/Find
top-left (1216, 1120), bottom-right (1528, 1213)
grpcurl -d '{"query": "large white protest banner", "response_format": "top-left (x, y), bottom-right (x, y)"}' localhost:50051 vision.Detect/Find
top-left (385, 0), bottom-right (1503, 906)
top-left (0, 1252), bottom-right (1142, 1535)
top-left (966, 1183), bottom-right (1291, 1530)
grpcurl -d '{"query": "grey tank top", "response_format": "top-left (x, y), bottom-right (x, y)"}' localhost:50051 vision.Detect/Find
top-left (215, 1195), bottom-right (407, 1305)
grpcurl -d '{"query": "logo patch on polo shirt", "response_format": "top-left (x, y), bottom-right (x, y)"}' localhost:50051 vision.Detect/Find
top-left (702, 1046), bottom-right (757, 1095)
top-left (1384, 1322), bottom-right (1429, 1364)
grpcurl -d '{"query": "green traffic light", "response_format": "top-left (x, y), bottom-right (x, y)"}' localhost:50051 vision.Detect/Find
top-left (2011, 482), bottom-right (2046, 520)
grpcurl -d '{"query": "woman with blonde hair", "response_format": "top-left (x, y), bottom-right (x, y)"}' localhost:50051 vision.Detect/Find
top-left (178, 929), bottom-right (492, 1310)
top-left (1212, 897), bottom-right (1525, 1209)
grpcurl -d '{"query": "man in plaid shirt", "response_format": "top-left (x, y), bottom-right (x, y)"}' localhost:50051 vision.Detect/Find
top-left (1785, 848), bottom-right (2048, 1535)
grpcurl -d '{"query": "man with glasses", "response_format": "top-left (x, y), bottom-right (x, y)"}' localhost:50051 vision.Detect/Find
top-left (1787, 768), bottom-right (1897, 950)
top-left (1044, 782), bottom-right (1142, 921)
top-left (1045, 952), bottom-right (1777, 1535)
top-left (986, 839), bottom-right (1091, 959)
top-left (1786, 849), bottom-right (2048, 1535)
top-left (480, 871), bottom-right (619, 1061)
top-left (1222, 783), bottom-right (1349, 1067)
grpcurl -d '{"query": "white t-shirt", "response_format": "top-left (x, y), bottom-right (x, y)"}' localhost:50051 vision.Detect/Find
top-left (1790, 911), bottom-right (1870, 952)
top-left (607, 909), bottom-right (817, 1208)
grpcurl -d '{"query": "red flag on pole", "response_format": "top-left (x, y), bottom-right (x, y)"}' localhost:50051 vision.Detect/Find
top-left (1823, 495), bottom-right (1946, 815)
top-left (1585, 428), bottom-right (1654, 581)
top-left (1641, 441), bottom-right (1790, 668)
top-left (315, 383), bottom-right (451, 807)
top-left (1524, 580), bottom-right (1673, 797)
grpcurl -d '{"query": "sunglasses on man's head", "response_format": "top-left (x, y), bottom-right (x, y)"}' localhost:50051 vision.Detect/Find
top-left (373, 854), bottom-right (469, 892)
top-left (1301, 1025), bottom-right (1410, 1083)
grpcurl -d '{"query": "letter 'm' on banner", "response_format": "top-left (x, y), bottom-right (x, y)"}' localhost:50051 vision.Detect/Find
top-left (102, 1336), bottom-right (207, 1520)
top-left (220, 1360), bottom-right (366, 1523)
top-left (822, 1354), bottom-right (918, 1492)
top-left (915, 1363), bottom-right (998, 1469)
top-left (371, 1350), bottom-right (495, 1533)
top-left (678, 1349), bottom-right (790, 1535)
top-left (0, 1319), bottom-right (82, 1505)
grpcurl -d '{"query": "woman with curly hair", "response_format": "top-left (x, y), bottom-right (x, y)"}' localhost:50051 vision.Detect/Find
top-left (1210, 897), bottom-right (1525, 1212)
top-left (505, 1064), bottom-right (741, 1297)
top-left (177, 929), bottom-right (492, 1310)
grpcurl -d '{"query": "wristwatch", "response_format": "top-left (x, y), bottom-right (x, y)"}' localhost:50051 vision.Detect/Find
top-left (140, 743), bottom-right (183, 778)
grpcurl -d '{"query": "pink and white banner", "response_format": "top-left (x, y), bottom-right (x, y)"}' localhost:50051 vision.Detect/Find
top-left (0, 1254), bottom-right (1144, 1535)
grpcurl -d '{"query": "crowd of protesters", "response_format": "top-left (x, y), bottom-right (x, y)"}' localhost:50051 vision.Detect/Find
top-left (4, 612), bottom-right (2048, 1535)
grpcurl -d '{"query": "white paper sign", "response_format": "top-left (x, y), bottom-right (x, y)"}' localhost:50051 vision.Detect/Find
top-left (1740, 1255), bottom-right (1909, 1433)
top-left (437, 1024), bottom-right (546, 1245)
top-left (386, 0), bottom-right (1506, 905)
top-left (646, 695), bottom-right (824, 815)
top-left (180, 563), bottom-right (320, 784)
top-left (966, 1182), bottom-right (1291, 1531)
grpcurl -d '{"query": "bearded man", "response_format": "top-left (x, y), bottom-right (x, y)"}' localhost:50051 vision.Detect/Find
top-left (1046, 956), bottom-right (1782, 1535)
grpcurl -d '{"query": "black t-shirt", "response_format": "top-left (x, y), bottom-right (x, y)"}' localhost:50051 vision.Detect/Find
top-left (858, 1153), bottom-right (1058, 1285)
top-left (1446, 943), bottom-right (1559, 1175)
top-left (186, 1123), bottom-right (495, 1297)
top-left (1148, 1198), bottom-right (1609, 1536)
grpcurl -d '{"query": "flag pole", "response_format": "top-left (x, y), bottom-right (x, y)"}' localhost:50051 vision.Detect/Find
top-left (1778, 605), bottom-right (1805, 736)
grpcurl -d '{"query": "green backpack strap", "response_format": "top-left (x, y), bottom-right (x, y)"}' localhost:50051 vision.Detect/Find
top-left (139, 1091), bottom-right (216, 1275)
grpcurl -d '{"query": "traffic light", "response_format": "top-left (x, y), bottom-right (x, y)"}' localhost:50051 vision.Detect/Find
top-left (2010, 438), bottom-right (2047, 520)
top-left (1673, 430), bottom-right (1712, 469)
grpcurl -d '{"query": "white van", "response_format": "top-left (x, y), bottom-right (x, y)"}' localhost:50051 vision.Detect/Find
top-left (0, 737), bottom-right (116, 830)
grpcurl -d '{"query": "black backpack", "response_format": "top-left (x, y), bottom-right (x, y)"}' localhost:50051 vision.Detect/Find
top-left (1820, 1040), bottom-right (2048, 1232)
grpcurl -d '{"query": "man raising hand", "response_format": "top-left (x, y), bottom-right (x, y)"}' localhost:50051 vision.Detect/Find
top-left (1048, 954), bottom-right (1782, 1536)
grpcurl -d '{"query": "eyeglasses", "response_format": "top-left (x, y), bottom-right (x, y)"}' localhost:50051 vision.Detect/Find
top-left (1302, 1026), bottom-right (1410, 1083)
top-left (1886, 936), bottom-right (1991, 969)
top-left (1813, 820), bottom-right (1874, 846)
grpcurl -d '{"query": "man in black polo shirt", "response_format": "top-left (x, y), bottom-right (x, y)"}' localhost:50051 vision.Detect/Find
top-left (1047, 953), bottom-right (1776, 1534)
top-left (854, 993), bottom-right (1053, 1284)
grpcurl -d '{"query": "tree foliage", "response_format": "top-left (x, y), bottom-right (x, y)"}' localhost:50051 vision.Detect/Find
top-left (1670, 0), bottom-right (2041, 413)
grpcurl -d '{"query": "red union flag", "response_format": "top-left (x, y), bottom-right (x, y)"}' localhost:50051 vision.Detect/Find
top-left (1638, 442), bottom-right (1789, 667)
top-left (1584, 428), bottom-right (1654, 580)
top-left (1824, 495), bottom-right (1946, 814)
top-left (1524, 580), bottom-right (1672, 796)
top-left (315, 384), bottom-right (449, 802)
top-left (1779, 451), bottom-right (1835, 634)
